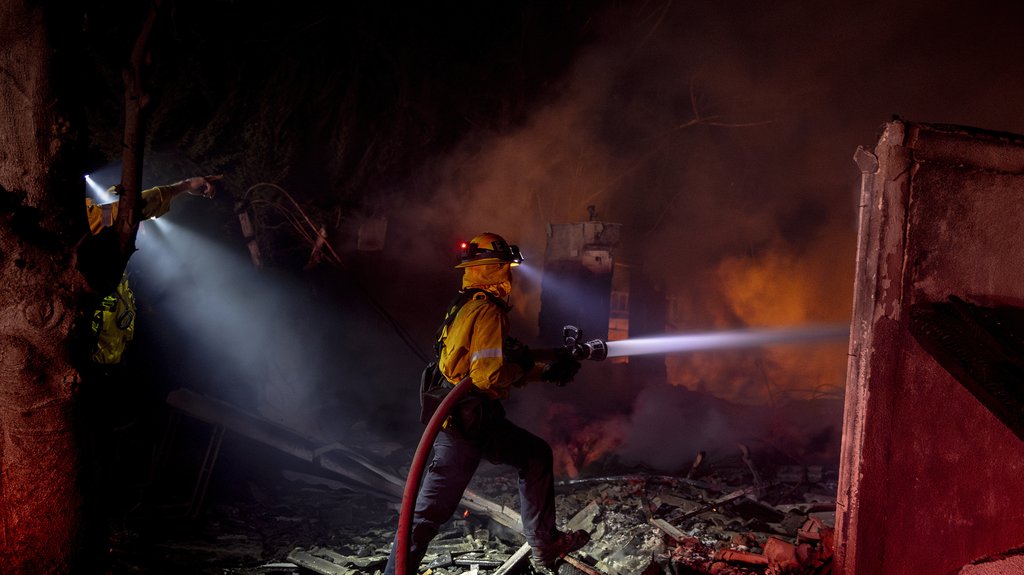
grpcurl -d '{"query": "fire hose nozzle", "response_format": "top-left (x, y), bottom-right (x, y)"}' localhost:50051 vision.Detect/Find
top-left (579, 338), bottom-right (608, 361)
top-left (562, 325), bottom-right (608, 361)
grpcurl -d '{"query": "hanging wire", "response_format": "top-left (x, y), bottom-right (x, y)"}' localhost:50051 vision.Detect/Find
top-left (242, 182), bottom-right (429, 363)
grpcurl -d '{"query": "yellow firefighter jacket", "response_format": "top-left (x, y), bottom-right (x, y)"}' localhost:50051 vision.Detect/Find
top-left (439, 291), bottom-right (525, 400)
top-left (84, 184), bottom-right (175, 364)
top-left (85, 185), bottom-right (178, 235)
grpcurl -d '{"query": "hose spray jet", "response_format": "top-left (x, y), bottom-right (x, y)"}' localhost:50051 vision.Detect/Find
top-left (558, 324), bottom-right (850, 362)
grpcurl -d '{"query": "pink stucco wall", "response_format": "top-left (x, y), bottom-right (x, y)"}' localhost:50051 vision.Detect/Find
top-left (836, 121), bottom-right (1024, 575)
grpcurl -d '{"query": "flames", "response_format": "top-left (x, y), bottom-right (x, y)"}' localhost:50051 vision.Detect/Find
top-left (546, 404), bottom-right (630, 477)
top-left (663, 225), bottom-right (854, 405)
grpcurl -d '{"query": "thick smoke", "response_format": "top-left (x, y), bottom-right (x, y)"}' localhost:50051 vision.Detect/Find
top-left (126, 0), bottom-right (1024, 475)
top-left (369, 0), bottom-right (1024, 474)
top-left (129, 203), bottom-right (420, 445)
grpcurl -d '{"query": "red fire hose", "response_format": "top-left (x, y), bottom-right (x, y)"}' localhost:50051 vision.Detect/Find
top-left (395, 376), bottom-right (474, 575)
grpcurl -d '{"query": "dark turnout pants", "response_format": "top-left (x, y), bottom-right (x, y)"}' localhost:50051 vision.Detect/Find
top-left (384, 413), bottom-right (557, 575)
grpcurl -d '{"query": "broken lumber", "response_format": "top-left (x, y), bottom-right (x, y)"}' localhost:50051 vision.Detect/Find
top-left (286, 549), bottom-right (358, 575)
top-left (461, 488), bottom-right (523, 531)
top-left (492, 543), bottom-right (532, 575)
top-left (677, 482), bottom-right (774, 521)
top-left (166, 388), bottom-right (403, 499)
top-left (649, 518), bottom-right (688, 542)
top-left (562, 554), bottom-right (605, 575)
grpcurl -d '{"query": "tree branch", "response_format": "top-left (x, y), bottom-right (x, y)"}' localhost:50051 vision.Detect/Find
top-left (114, 0), bottom-right (161, 269)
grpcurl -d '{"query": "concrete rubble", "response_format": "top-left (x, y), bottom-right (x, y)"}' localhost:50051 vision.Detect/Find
top-left (108, 391), bottom-right (839, 575)
top-left (198, 459), bottom-right (837, 575)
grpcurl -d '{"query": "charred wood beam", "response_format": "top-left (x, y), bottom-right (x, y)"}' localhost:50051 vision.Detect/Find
top-left (286, 549), bottom-right (358, 575)
top-left (453, 555), bottom-right (506, 567)
top-left (165, 388), bottom-right (402, 500)
top-left (675, 482), bottom-right (775, 522)
top-left (312, 547), bottom-right (383, 571)
top-left (556, 474), bottom-right (715, 491)
top-left (566, 501), bottom-right (601, 533)
top-left (649, 518), bottom-right (688, 542)
top-left (461, 488), bottom-right (523, 531)
top-left (165, 389), bottom-right (527, 531)
top-left (561, 554), bottom-right (605, 575)
top-left (492, 542), bottom-right (532, 575)
top-left (714, 549), bottom-right (769, 565)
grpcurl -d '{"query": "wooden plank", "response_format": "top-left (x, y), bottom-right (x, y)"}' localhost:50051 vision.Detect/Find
top-left (649, 518), bottom-right (688, 541)
top-left (286, 549), bottom-right (357, 575)
top-left (492, 543), bottom-right (532, 575)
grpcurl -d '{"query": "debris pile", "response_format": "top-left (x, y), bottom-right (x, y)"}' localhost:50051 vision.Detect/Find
top-left (107, 391), bottom-right (840, 575)
top-left (246, 459), bottom-right (837, 575)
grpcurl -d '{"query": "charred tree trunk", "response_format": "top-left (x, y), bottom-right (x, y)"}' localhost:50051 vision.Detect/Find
top-left (0, 2), bottom-right (158, 572)
top-left (0, 3), bottom-right (86, 574)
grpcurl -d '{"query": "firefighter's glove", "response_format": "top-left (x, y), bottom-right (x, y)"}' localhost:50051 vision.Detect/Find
top-left (186, 175), bottom-right (223, 199)
top-left (504, 337), bottom-right (535, 375)
top-left (541, 357), bottom-right (581, 387)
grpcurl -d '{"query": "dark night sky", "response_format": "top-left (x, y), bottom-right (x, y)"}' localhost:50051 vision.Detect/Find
top-left (81, 0), bottom-right (1024, 471)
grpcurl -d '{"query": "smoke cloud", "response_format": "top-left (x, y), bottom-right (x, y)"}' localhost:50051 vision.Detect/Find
top-left (366, 0), bottom-right (1024, 473)
top-left (126, 0), bottom-right (1024, 476)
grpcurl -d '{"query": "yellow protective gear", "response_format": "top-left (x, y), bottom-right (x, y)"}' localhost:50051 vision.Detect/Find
top-left (461, 262), bottom-right (512, 299)
top-left (85, 185), bottom-right (178, 236)
top-left (90, 273), bottom-right (136, 364)
top-left (439, 293), bottom-right (524, 399)
top-left (440, 261), bottom-right (522, 399)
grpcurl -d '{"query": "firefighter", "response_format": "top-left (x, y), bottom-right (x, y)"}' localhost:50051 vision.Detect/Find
top-left (384, 232), bottom-right (590, 575)
top-left (76, 174), bottom-right (221, 571)
top-left (84, 175), bottom-right (220, 364)
top-left (85, 175), bottom-right (220, 235)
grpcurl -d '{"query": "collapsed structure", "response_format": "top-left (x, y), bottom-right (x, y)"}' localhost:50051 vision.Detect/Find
top-left (149, 388), bottom-right (841, 575)
top-left (106, 119), bottom-right (1024, 575)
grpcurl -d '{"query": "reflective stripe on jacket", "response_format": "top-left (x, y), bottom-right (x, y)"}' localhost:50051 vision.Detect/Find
top-left (439, 292), bottom-right (523, 399)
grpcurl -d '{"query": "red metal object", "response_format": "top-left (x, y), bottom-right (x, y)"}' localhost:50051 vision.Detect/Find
top-left (714, 549), bottom-right (770, 565)
top-left (763, 536), bottom-right (798, 564)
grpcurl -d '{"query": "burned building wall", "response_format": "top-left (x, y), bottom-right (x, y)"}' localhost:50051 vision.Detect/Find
top-left (837, 120), bottom-right (1024, 575)
top-left (538, 221), bottom-right (622, 347)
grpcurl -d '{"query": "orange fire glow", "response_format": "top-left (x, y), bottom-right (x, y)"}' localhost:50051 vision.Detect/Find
top-left (664, 227), bottom-right (854, 405)
top-left (548, 407), bottom-right (629, 477)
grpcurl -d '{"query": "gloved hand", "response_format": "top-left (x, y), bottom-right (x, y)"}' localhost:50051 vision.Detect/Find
top-left (185, 175), bottom-right (223, 199)
top-left (504, 336), bottom-right (535, 374)
top-left (541, 356), bottom-right (581, 386)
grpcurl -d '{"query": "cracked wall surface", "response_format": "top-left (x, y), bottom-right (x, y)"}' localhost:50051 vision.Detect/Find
top-left (837, 120), bottom-right (1024, 575)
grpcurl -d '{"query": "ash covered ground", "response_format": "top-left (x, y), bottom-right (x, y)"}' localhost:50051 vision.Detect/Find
top-left (100, 407), bottom-right (839, 575)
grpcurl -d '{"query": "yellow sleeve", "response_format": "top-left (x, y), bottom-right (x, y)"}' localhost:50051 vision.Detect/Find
top-left (440, 297), bottom-right (523, 399)
top-left (85, 184), bottom-right (178, 235)
top-left (140, 186), bottom-right (174, 220)
top-left (85, 197), bottom-right (117, 235)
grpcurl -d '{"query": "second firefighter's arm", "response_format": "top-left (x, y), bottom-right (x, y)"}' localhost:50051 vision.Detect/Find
top-left (86, 175), bottom-right (221, 235)
top-left (140, 175), bottom-right (220, 219)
